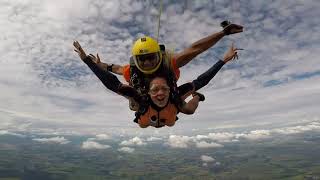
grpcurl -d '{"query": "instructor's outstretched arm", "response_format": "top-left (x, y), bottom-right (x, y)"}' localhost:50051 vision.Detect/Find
top-left (173, 23), bottom-right (243, 68)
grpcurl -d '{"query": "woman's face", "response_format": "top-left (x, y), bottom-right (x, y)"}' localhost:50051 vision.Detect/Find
top-left (149, 77), bottom-right (170, 108)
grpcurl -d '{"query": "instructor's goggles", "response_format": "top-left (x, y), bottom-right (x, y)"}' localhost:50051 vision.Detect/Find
top-left (136, 53), bottom-right (159, 62)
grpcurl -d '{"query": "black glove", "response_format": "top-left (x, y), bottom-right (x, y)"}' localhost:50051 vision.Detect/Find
top-left (193, 92), bottom-right (205, 102)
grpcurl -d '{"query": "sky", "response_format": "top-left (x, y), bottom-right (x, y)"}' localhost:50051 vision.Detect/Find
top-left (0, 0), bottom-right (320, 141)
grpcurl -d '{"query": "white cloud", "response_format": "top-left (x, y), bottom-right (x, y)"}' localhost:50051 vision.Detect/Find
top-left (202, 163), bottom-right (208, 167)
top-left (120, 137), bottom-right (146, 146)
top-left (147, 136), bottom-right (163, 142)
top-left (273, 122), bottom-right (320, 135)
top-left (236, 130), bottom-right (271, 140)
top-left (201, 155), bottom-right (221, 167)
top-left (1, 0), bottom-right (320, 135)
top-left (201, 155), bottom-right (215, 162)
top-left (196, 141), bottom-right (223, 148)
top-left (164, 120), bottom-right (320, 149)
top-left (0, 130), bottom-right (25, 137)
top-left (118, 147), bottom-right (135, 153)
top-left (166, 135), bottom-right (224, 149)
top-left (32, 136), bottom-right (70, 144)
top-left (166, 135), bottom-right (194, 148)
top-left (195, 135), bottom-right (208, 140)
top-left (95, 134), bottom-right (111, 140)
top-left (207, 132), bottom-right (236, 142)
top-left (81, 140), bottom-right (111, 150)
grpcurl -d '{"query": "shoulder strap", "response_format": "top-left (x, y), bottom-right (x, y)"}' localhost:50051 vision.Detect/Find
top-left (129, 56), bottom-right (135, 66)
top-left (130, 51), bottom-right (182, 123)
top-left (130, 56), bottom-right (151, 123)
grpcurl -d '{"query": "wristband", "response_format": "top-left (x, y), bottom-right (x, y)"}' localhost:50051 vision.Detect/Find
top-left (107, 64), bottom-right (114, 71)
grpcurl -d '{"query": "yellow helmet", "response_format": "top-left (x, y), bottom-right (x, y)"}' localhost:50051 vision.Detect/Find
top-left (132, 36), bottom-right (162, 74)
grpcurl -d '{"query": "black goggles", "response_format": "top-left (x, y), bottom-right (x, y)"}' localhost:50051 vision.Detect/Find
top-left (136, 53), bottom-right (159, 62)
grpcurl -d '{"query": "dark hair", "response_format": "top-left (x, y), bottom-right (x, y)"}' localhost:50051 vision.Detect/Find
top-left (149, 74), bottom-right (169, 86)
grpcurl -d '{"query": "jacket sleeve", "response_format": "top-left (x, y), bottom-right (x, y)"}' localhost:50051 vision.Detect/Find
top-left (192, 60), bottom-right (225, 91)
top-left (82, 56), bottom-right (141, 102)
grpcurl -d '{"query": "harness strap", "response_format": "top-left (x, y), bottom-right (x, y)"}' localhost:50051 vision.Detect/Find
top-left (130, 49), bottom-right (181, 124)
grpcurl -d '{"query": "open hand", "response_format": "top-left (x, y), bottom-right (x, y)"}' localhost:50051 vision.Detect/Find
top-left (223, 43), bottom-right (243, 63)
top-left (88, 53), bottom-right (112, 71)
top-left (88, 53), bottom-right (103, 65)
top-left (73, 41), bottom-right (87, 60)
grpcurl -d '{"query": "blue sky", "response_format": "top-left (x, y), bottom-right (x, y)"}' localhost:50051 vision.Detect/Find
top-left (0, 0), bottom-right (320, 141)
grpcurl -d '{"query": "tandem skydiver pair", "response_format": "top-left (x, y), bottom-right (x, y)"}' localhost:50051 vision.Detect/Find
top-left (73, 21), bottom-right (243, 128)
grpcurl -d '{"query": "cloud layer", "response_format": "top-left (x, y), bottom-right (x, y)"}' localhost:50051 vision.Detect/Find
top-left (32, 136), bottom-right (70, 144)
top-left (0, 0), bottom-right (319, 135)
top-left (2, 120), bottom-right (320, 158)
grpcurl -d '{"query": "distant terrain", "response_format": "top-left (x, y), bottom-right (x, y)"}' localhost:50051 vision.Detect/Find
top-left (0, 133), bottom-right (320, 180)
